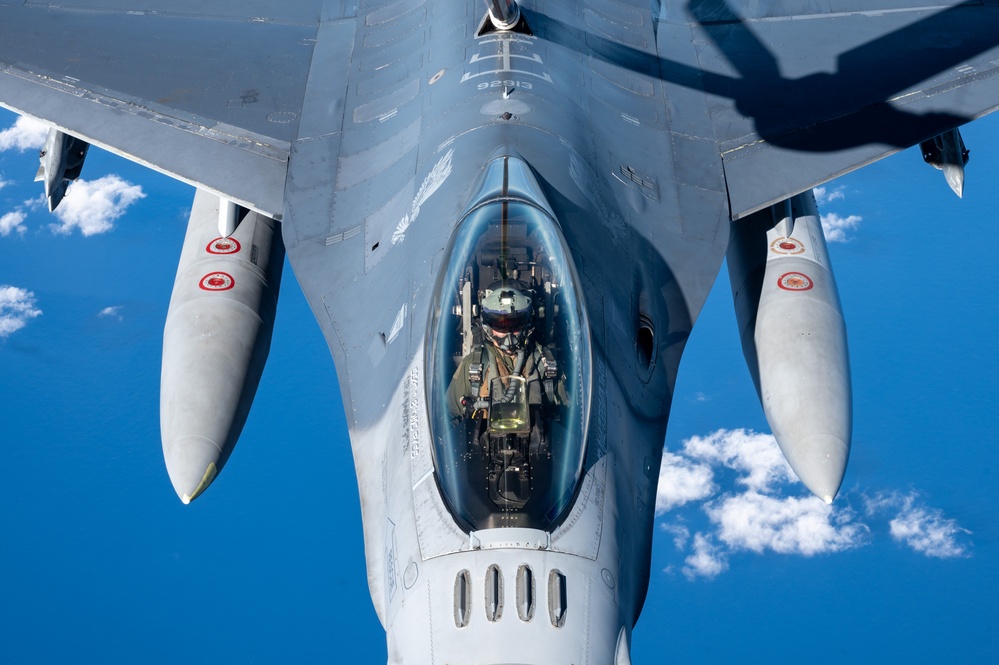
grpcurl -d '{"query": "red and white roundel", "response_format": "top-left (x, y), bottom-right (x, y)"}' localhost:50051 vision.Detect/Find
top-left (199, 272), bottom-right (235, 291)
top-left (206, 237), bottom-right (241, 254)
top-left (770, 237), bottom-right (805, 255)
top-left (777, 272), bottom-right (813, 291)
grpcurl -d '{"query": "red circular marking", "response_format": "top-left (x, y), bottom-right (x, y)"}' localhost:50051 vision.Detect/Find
top-left (206, 237), bottom-right (241, 254)
top-left (770, 237), bottom-right (805, 255)
top-left (199, 272), bottom-right (235, 291)
top-left (777, 271), bottom-right (814, 291)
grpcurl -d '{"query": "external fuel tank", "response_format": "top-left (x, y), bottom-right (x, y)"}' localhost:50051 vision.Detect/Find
top-left (160, 190), bottom-right (284, 503)
top-left (727, 192), bottom-right (851, 502)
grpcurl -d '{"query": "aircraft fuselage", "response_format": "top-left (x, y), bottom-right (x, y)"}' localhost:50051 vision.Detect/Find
top-left (278, 8), bottom-right (730, 662)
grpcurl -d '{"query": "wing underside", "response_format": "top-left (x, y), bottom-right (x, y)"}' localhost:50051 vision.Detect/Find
top-left (0, 1), bottom-right (353, 217)
top-left (0, 1), bottom-right (997, 219)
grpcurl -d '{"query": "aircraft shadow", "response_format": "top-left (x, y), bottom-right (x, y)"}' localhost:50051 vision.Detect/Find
top-left (527, 0), bottom-right (999, 152)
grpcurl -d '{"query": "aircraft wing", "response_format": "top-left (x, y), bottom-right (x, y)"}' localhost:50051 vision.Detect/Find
top-left (0, 1), bottom-right (357, 218)
top-left (654, 0), bottom-right (999, 218)
top-left (1, 2), bottom-right (997, 222)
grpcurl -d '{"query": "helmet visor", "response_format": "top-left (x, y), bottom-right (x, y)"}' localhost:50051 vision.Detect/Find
top-left (481, 307), bottom-right (532, 333)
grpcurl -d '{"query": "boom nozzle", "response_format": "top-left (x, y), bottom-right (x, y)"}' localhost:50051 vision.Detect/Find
top-left (484, 0), bottom-right (520, 30)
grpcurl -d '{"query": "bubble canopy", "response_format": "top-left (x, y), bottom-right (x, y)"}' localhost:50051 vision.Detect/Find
top-left (427, 156), bottom-right (591, 532)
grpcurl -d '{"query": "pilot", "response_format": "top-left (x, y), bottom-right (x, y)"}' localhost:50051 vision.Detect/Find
top-left (447, 280), bottom-right (564, 424)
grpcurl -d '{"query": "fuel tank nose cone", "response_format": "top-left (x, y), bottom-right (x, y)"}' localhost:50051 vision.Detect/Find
top-left (785, 433), bottom-right (849, 503)
top-left (164, 435), bottom-right (222, 504)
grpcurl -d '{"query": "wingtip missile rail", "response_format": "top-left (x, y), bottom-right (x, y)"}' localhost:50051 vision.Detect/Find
top-left (921, 128), bottom-right (969, 198)
top-left (34, 127), bottom-right (89, 212)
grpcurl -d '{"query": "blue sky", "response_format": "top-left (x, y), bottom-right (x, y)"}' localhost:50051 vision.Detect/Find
top-left (1, 106), bottom-right (996, 663)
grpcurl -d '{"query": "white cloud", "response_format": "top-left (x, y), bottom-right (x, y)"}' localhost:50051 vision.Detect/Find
top-left (821, 212), bottom-right (863, 243)
top-left (682, 534), bottom-right (728, 580)
top-left (1, 210), bottom-right (27, 237)
top-left (656, 429), bottom-right (971, 581)
top-left (866, 492), bottom-right (971, 559)
top-left (656, 451), bottom-right (715, 513)
top-left (667, 430), bottom-right (867, 558)
top-left (682, 429), bottom-right (796, 493)
top-left (706, 491), bottom-right (868, 556)
top-left (813, 186), bottom-right (845, 206)
top-left (49, 175), bottom-right (145, 236)
top-left (0, 285), bottom-right (42, 338)
top-left (0, 116), bottom-right (49, 152)
top-left (23, 194), bottom-right (46, 212)
top-left (660, 522), bottom-right (690, 550)
top-left (98, 306), bottom-right (123, 320)
top-left (812, 186), bottom-right (862, 242)
top-left (0, 176), bottom-right (11, 191)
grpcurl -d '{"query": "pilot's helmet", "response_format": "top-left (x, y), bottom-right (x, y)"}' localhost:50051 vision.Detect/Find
top-left (481, 281), bottom-right (534, 352)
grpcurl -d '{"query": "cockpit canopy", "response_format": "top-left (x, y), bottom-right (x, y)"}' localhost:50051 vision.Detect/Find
top-left (427, 155), bottom-right (591, 532)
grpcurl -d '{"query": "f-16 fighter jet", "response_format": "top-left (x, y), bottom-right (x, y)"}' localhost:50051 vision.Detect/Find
top-left (2, 1), bottom-right (997, 662)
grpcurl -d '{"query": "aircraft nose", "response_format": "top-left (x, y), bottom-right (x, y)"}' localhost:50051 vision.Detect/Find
top-left (163, 435), bottom-right (222, 504)
top-left (784, 433), bottom-right (849, 503)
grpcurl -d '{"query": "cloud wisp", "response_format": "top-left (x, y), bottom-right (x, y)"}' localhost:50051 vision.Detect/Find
top-left (657, 429), bottom-right (972, 579)
top-left (865, 492), bottom-right (972, 559)
top-left (0, 196), bottom-right (47, 237)
top-left (683, 534), bottom-right (728, 580)
top-left (820, 212), bottom-right (863, 242)
top-left (0, 116), bottom-right (49, 153)
top-left (1, 210), bottom-right (27, 237)
top-left (813, 185), bottom-right (862, 242)
top-left (98, 306), bottom-right (124, 321)
top-left (0, 285), bottom-right (42, 338)
top-left (813, 186), bottom-right (845, 206)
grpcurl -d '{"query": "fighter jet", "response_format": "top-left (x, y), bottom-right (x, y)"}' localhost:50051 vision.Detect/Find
top-left (2, 1), bottom-right (997, 662)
